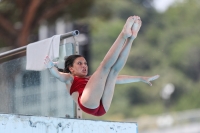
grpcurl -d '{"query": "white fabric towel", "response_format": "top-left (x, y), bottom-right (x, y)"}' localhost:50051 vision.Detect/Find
top-left (26, 35), bottom-right (61, 71)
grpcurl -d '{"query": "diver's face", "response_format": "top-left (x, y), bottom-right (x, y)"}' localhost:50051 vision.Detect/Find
top-left (69, 57), bottom-right (88, 77)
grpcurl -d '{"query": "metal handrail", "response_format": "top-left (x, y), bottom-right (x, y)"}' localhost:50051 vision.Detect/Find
top-left (0, 30), bottom-right (79, 60)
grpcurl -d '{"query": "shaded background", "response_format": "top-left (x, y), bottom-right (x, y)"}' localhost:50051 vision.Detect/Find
top-left (0, 0), bottom-right (200, 132)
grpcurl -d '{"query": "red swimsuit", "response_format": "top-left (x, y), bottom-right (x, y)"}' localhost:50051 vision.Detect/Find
top-left (70, 76), bottom-right (106, 116)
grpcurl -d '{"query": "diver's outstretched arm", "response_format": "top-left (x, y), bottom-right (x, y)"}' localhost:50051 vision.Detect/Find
top-left (116, 75), bottom-right (160, 86)
top-left (44, 56), bottom-right (73, 82)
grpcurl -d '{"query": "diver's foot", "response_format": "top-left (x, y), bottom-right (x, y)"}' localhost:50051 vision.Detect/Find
top-left (131, 16), bottom-right (142, 38)
top-left (122, 16), bottom-right (135, 39)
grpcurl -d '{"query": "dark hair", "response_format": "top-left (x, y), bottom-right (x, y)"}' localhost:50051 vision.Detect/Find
top-left (57, 55), bottom-right (83, 73)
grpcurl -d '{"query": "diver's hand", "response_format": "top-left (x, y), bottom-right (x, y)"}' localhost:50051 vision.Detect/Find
top-left (44, 56), bottom-right (55, 69)
top-left (141, 75), bottom-right (160, 86)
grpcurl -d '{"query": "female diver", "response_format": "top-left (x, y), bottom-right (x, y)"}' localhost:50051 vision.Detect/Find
top-left (44, 16), bottom-right (159, 116)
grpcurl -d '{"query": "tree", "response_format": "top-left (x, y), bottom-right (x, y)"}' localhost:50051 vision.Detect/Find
top-left (0, 0), bottom-right (93, 48)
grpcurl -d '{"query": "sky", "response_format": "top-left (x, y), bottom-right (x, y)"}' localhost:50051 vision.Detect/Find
top-left (153, 0), bottom-right (176, 12)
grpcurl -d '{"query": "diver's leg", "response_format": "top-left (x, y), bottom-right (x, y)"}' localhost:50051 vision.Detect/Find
top-left (101, 18), bottom-right (142, 111)
top-left (80, 16), bottom-right (140, 109)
